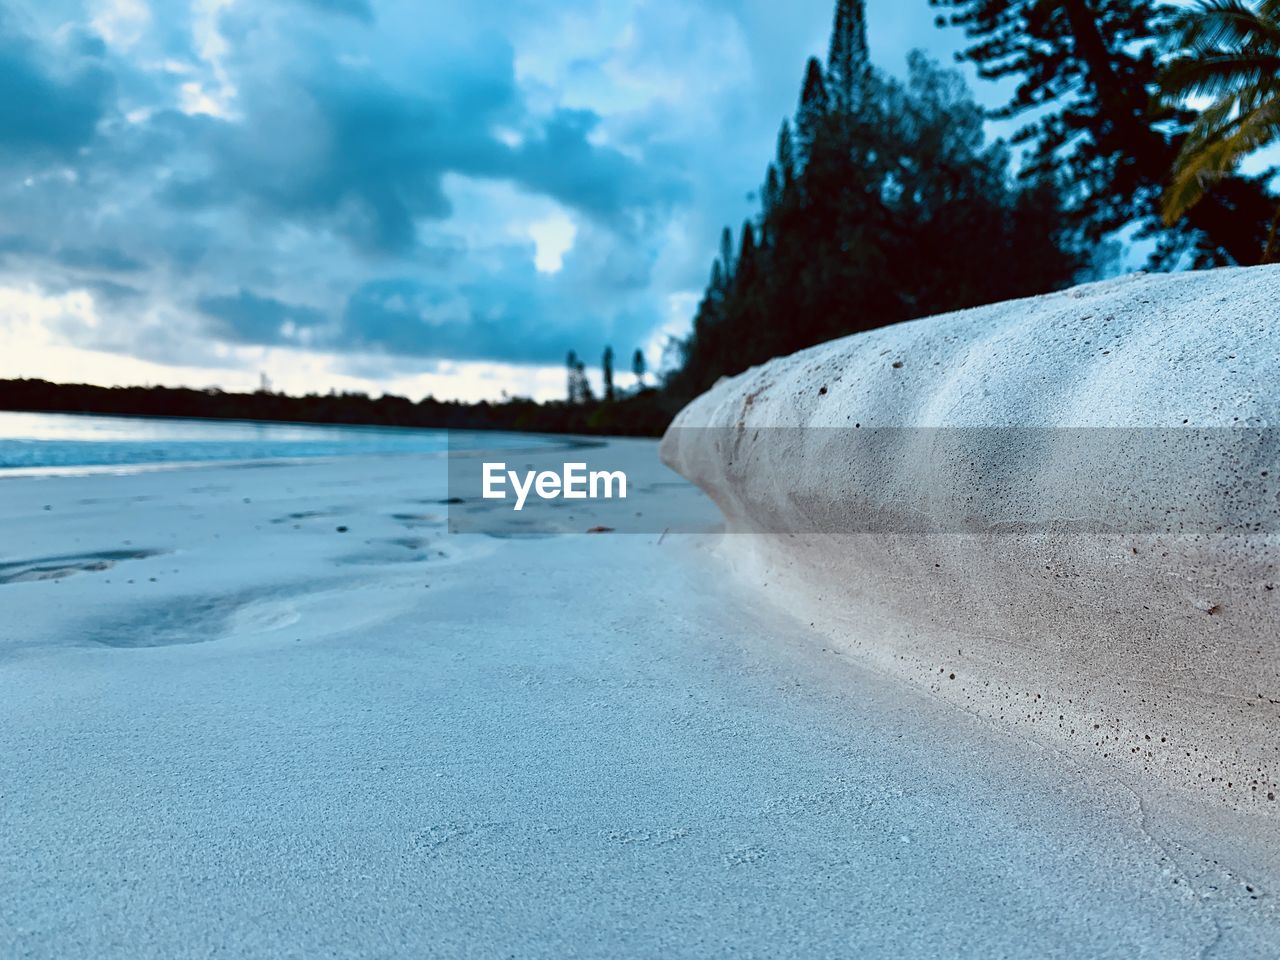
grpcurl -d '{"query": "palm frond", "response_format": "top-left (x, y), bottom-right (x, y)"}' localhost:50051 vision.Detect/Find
top-left (1164, 100), bottom-right (1280, 222)
top-left (1179, 96), bottom-right (1250, 154)
top-left (1158, 52), bottom-right (1280, 105)
top-left (1169, 1), bottom-right (1280, 53)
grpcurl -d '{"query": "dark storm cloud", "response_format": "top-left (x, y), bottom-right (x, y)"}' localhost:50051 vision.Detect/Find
top-left (197, 289), bottom-right (328, 346)
top-left (0, 15), bottom-right (112, 158)
top-left (508, 109), bottom-right (678, 226)
top-left (163, 44), bottom-right (687, 256)
top-left (183, 267), bottom-right (660, 368)
top-left (339, 277), bottom-right (554, 364)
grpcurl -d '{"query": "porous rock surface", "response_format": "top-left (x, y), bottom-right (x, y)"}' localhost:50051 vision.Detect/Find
top-left (661, 266), bottom-right (1280, 810)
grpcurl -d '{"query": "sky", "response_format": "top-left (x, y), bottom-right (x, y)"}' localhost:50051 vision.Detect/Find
top-left (0, 0), bottom-right (1003, 402)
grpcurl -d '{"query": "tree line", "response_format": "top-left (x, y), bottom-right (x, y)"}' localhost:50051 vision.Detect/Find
top-left (665, 0), bottom-right (1280, 401)
top-left (565, 347), bottom-right (648, 404)
top-left (0, 377), bottom-right (674, 437)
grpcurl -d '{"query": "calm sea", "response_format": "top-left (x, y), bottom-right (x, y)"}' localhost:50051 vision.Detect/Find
top-left (0, 411), bottom-right (548, 473)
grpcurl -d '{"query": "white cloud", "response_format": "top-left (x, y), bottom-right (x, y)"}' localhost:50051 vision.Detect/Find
top-left (90, 0), bottom-right (152, 49)
top-left (528, 212), bottom-right (577, 273)
top-left (178, 80), bottom-right (228, 116)
top-left (184, 0), bottom-right (239, 118)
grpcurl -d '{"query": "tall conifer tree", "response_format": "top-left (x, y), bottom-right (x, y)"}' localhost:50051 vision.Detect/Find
top-left (795, 58), bottom-right (829, 164)
top-left (826, 0), bottom-right (870, 112)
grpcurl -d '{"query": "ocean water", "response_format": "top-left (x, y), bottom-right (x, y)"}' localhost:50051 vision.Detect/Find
top-left (0, 411), bottom-right (547, 473)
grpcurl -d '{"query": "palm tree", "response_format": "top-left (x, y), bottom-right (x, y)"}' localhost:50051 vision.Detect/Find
top-left (1157, 0), bottom-right (1280, 261)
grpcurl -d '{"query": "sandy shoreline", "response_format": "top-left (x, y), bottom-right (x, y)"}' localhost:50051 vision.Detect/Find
top-left (3, 437), bottom-right (1279, 957)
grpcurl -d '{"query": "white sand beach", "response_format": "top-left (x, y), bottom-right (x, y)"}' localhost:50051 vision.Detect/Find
top-left (3, 435), bottom-right (1279, 958)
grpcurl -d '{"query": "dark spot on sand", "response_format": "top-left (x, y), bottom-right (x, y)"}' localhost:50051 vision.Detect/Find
top-left (891, 360), bottom-right (904, 369)
top-left (392, 512), bottom-right (439, 527)
top-left (388, 537), bottom-right (429, 550)
top-left (270, 510), bottom-right (332, 524)
top-left (336, 525), bottom-right (349, 533)
top-left (0, 549), bottom-right (165, 585)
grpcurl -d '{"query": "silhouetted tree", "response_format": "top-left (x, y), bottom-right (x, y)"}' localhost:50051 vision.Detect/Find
top-left (794, 58), bottom-right (829, 166)
top-left (575, 358), bottom-right (594, 403)
top-left (632, 349), bottom-right (647, 387)
top-left (776, 121), bottom-right (797, 185)
top-left (602, 345), bottom-right (615, 401)
top-left (668, 0), bottom-right (1085, 401)
top-left (826, 0), bottom-right (870, 113)
top-left (566, 350), bottom-right (580, 403)
top-left (0, 377), bottom-right (678, 438)
top-left (930, 0), bottom-right (1277, 265)
top-left (718, 226), bottom-right (735, 284)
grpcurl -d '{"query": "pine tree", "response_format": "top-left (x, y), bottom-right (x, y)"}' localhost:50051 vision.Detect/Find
top-left (632, 349), bottom-right (646, 387)
top-left (565, 350), bottom-right (579, 404)
top-left (718, 226), bottom-right (735, 283)
top-left (776, 121), bottom-right (796, 186)
top-left (761, 165), bottom-right (782, 246)
top-left (602, 346), bottom-right (615, 401)
top-left (794, 58), bottom-right (829, 166)
top-left (709, 259), bottom-right (726, 298)
top-left (575, 359), bottom-right (594, 404)
top-left (735, 221), bottom-right (756, 285)
top-left (826, 0), bottom-right (869, 113)
top-left (930, 0), bottom-right (1276, 265)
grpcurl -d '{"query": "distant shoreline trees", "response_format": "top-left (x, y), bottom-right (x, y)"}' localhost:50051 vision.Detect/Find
top-left (564, 345), bottom-right (651, 405)
top-left (0, 377), bottom-right (675, 438)
top-left (632, 349), bottom-right (647, 388)
top-left (565, 351), bottom-right (594, 405)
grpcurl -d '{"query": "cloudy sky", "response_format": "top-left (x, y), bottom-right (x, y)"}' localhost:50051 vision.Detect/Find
top-left (0, 0), bottom-right (990, 401)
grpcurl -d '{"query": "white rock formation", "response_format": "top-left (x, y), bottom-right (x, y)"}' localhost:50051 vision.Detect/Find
top-left (662, 266), bottom-right (1280, 809)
